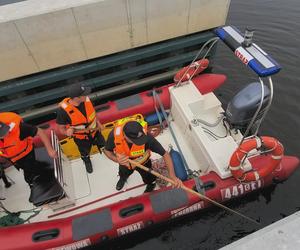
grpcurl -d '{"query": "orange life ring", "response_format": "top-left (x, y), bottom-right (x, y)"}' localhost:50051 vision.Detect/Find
top-left (173, 59), bottom-right (209, 83)
top-left (229, 136), bottom-right (284, 182)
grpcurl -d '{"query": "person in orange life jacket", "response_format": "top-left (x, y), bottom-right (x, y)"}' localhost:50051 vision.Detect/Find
top-left (56, 83), bottom-right (105, 174)
top-left (104, 121), bottom-right (183, 193)
top-left (0, 112), bottom-right (57, 187)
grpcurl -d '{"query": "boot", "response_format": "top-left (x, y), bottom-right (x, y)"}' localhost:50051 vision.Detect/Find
top-left (4, 182), bottom-right (12, 188)
top-left (97, 146), bottom-right (103, 154)
top-left (28, 184), bottom-right (34, 203)
top-left (82, 156), bottom-right (93, 173)
top-left (116, 177), bottom-right (127, 191)
top-left (1, 172), bottom-right (12, 188)
top-left (144, 182), bottom-right (156, 193)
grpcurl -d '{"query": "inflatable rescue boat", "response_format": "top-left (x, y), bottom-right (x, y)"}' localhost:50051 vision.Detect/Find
top-left (0, 26), bottom-right (298, 250)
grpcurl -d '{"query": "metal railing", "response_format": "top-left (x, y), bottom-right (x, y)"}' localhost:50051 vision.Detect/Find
top-left (51, 130), bottom-right (64, 186)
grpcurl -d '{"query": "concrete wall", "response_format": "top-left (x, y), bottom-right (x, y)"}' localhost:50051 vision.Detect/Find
top-left (0, 0), bottom-right (230, 82)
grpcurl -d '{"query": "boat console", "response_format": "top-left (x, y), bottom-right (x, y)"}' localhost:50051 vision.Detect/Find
top-left (169, 80), bottom-right (252, 179)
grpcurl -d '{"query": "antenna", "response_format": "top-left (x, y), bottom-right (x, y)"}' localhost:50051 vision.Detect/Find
top-left (242, 27), bottom-right (255, 47)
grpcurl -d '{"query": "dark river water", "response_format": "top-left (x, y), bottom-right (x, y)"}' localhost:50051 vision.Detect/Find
top-left (91, 0), bottom-right (300, 249)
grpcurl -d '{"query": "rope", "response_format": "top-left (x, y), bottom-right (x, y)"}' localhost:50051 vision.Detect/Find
top-left (0, 213), bottom-right (25, 226)
top-left (0, 202), bottom-right (41, 227)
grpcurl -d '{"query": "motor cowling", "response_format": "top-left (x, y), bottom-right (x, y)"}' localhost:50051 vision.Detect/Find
top-left (225, 82), bottom-right (270, 133)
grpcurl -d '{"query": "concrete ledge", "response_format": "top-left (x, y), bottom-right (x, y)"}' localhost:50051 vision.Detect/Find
top-left (0, 0), bottom-right (101, 22)
top-left (0, 0), bottom-right (230, 81)
top-left (221, 211), bottom-right (300, 250)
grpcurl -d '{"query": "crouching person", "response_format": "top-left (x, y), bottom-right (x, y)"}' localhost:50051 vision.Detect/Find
top-left (104, 120), bottom-right (182, 193)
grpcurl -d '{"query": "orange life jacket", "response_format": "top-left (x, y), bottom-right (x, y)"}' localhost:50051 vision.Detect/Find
top-left (114, 119), bottom-right (150, 164)
top-left (59, 97), bottom-right (97, 139)
top-left (0, 112), bottom-right (33, 163)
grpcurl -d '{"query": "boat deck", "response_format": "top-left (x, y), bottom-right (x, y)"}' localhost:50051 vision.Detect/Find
top-left (0, 126), bottom-right (202, 223)
top-left (1, 81), bottom-right (242, 224)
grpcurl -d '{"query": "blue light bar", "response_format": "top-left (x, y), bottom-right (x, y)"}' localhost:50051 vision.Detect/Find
top-left (215, 26), bottom-right (281, 77)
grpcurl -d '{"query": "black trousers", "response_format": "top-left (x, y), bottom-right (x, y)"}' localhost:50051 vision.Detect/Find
top-left (119, 159), bottom-right (156, 185)
top-left (73, 131), bottom-right (105, 159)
top-left (15, 149), bottom-right (51, 185)
top-left (0, 167), bottom-right (10, 186)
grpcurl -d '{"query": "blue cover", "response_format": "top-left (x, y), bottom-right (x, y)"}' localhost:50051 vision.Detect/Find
top-left (170, 148), bottom-right (188, 181)
top-left (215, 26), bottom-right (281, 77)
top-left (145, 112), bottom-right (166, 126)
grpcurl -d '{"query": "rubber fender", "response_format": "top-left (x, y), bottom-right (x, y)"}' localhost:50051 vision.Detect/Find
top-left (145, 112), bottom-right (167, 126)
top-left (170, 148), bottom-right (188, 181)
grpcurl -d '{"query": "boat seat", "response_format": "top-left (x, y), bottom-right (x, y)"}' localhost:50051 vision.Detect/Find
top-left (29, 173), bottom-right (65, 207)
top-left (30, 147), bottom-right (65, 206)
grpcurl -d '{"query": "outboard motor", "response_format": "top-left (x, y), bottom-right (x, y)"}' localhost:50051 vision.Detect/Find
top-left (225, 82), bottom-right (270, 134)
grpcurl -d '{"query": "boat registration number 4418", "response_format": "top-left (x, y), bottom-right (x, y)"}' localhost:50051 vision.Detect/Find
top-left (220, 180), bottom-right (263, 201)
